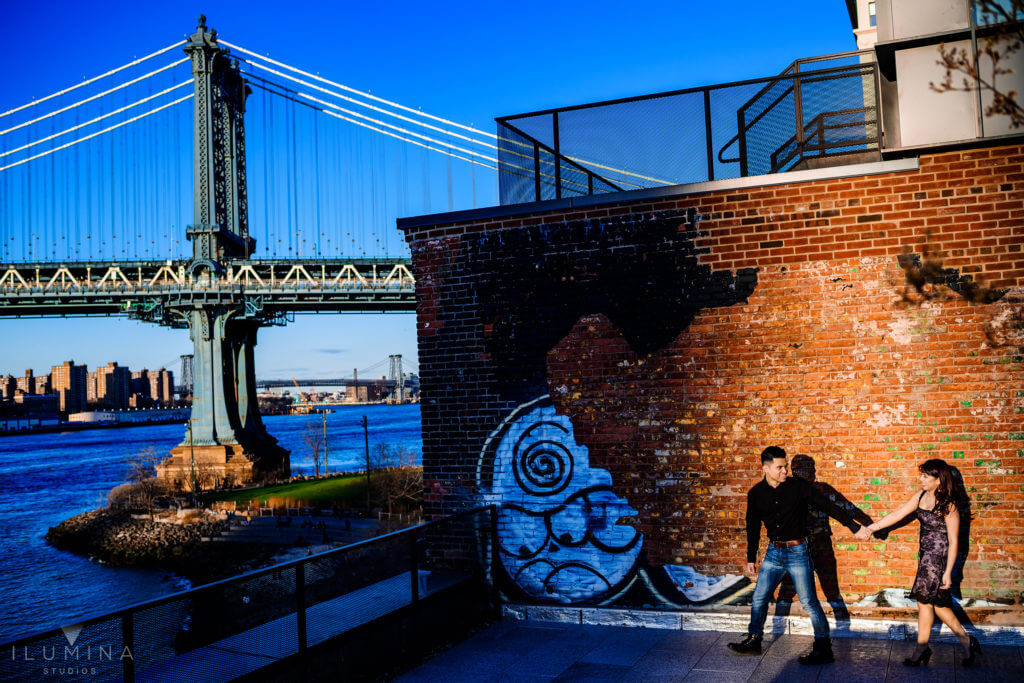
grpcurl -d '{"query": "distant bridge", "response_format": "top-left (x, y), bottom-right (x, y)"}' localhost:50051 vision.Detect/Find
top-left (255, 377), bottom-right (418, 390)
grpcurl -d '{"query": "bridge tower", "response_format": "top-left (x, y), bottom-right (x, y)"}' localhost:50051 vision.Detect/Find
top-left (157, 16), bottom-right (289, 487)
top-left (388, 354), bottom-right (405, 403)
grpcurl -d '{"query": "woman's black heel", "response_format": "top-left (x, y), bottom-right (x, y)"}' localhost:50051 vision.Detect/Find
top-left (903, 646), bottom-right (932, 667)
top-left (962, 636), bottom-right (981, 667)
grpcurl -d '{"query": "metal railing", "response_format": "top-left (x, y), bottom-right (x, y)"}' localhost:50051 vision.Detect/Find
top-left (496, 50), bottom-right (880, 205)
top-left (0, 505), bottom-right (496, 682)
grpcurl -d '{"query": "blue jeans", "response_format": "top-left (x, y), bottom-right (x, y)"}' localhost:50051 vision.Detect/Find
top-left (748, 543), bottom-right (829, 639)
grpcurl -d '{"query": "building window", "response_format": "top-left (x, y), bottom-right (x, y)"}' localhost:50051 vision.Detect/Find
top-left (868, 1), bottom-right (877, 27)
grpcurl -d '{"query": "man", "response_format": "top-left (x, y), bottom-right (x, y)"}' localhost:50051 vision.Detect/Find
top-left (727, 446), bottom-right (864, 665)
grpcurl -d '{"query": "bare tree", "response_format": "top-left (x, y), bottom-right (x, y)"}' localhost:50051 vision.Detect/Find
top-left (127, 447), bottom-right (165, 520)
top-left (303, 417), bottom-right (325, 478)
top-left (192, 458), bottom-right (219, 492)
top-left (369, 444), bottom-right (423, 515)
top-left (932, 0), bottom-right (1023, 128)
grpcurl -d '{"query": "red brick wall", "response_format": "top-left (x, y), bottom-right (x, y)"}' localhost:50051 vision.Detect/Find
top-left (404, 145), bottom-right (1024, 603)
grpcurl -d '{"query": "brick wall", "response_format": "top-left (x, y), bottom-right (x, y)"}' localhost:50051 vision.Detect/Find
top-left (403, 145), bottom-right (1024, 606)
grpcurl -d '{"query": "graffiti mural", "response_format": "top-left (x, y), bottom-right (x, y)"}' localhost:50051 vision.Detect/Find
top-left (480, 396), bottom-right (642, 603)
top-left (480, 395), bottom-right (749, 607)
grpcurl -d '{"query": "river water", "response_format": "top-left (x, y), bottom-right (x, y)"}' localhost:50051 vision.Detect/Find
top-left (0, 403), bottom-right (421, 643)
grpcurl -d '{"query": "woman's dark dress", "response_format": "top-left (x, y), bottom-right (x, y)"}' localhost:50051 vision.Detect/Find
top-left (908, 491), bottom-right (953, 607)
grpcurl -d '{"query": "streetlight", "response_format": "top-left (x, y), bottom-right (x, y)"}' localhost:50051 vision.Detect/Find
top-left (322, 409), bottom-right (334, 474)
top-left (187, 419), bottom-right (197, 503)
top-left (362, 415), bottom-right (370, 511)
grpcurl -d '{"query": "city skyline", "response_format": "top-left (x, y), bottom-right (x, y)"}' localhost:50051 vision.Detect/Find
top-left (0, 1), bottom-right (859, 377)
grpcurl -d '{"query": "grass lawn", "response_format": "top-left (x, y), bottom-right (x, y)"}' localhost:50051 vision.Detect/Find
top-left (201, 473), bottom-right (370, 507)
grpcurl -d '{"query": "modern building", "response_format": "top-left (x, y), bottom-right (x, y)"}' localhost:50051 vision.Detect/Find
top-left (846, 0), bottom-right (879, 49)
top-left (51, 360), bottom-right (88, 414)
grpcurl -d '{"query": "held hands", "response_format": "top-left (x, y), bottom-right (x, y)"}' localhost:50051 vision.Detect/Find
top-left (854, 525), bottom-right (874, 541)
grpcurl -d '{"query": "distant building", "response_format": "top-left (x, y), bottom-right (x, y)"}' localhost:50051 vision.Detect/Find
top-left (15, 369), bottom-right (34, 395)
top-left (34, 373), bottom-right (51, 395)
top-left (129, 368), bottom-right (175, 406)
top-left (93, 362), bottom-right (131, 410)
top-left (131, 369), bottom-right (153, 408)
top-left (67, 408), bottom-right (189, 425)
top-left (86, 371), bottom-right (98, 405)
top-left (153, 368), bottom-right (174, 405)
top-left (51, 360), bottom-right (88, 414)
top-left (13, 393), bottom-right (58, 412)
top-left (0, 375), bottom-right (15, 400)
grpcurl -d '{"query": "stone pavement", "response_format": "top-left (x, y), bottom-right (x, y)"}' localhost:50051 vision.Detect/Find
top-left (397, 618), bottom-right (1024, 682)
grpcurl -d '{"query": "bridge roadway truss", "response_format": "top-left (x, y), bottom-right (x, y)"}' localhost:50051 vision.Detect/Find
top-left (0, 259), bottom-right (415, 320)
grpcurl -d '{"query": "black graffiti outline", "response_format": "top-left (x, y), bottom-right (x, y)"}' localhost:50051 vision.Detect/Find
top-left (498, 484), bottom-right (642, 561)
top-left (512, 420), bottom-right (575, 497)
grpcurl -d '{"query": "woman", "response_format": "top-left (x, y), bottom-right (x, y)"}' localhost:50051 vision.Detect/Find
top-left (858, 458), bottom-right (980, 667)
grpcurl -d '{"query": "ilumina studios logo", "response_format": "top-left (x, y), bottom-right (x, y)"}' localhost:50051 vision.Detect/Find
top-left (9, 623), bottom-right (134, 677)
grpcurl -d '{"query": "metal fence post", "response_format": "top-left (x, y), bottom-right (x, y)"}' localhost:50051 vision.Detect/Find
top-left (122, 612), bottom-right (135, 683)
top-left (873, 62), bottom-right (884, 149)
top-left (533, 144), bottom-right (541, 202)
top-left (410, 532), bottom-right (420, 604)
top-left (793, 66), bottom-right (805, 151)
top-left (737, 108), bottom-right (748, 177)
top-left (296, 562), bottom-right (307, 665)
top-left (409, 530), bottom-right (422, 661)
top-left (553, 112), bottom-right (561, 199)
top-left (703, 89), bottom-right (714, 181)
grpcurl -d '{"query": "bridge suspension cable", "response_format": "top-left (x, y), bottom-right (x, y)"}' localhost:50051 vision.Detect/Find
top-left (222, 41), bottom-right (496, 141)
top-left (0, 94), bottom-right (193, 173)
top-left (0, 40), bottom-right (186, 120)
top-left (246, 75), bottom-right (497, 169)
top-left (1, 39), bottom-right (192, 263)
top-left (0, 58), bottom-right (189, 137)
top-left (241, 68), bottom-right (632, 193)
top-left (0, 80), bottom-right (193, 160)
top-left (223, 42), bottom-right (671, 188)
top-left (225, 43), bottom-right (670, 189)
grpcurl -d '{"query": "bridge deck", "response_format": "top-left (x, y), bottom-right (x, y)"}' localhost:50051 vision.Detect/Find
top-left (0, 259), bottom-right (416, 317)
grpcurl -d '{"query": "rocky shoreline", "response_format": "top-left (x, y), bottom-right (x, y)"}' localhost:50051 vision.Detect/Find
top-left (45, 509), bottom-right (286, 585)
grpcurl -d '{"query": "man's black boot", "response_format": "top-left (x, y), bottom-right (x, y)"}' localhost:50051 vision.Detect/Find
top-left (798, 637), bottom-right (834, 665)
top-left (727, 634), bottom-right (763, 655)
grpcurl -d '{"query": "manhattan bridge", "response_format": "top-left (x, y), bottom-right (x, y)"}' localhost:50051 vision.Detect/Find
top-left (0, 16), bottom-right (508, 483)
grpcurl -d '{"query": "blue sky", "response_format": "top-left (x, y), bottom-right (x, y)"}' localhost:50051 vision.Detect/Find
top-left (0, 0), bottom-right (857, 380)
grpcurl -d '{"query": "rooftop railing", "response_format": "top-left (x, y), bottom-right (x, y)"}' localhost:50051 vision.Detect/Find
top-left (496, 50), bottom-right (880, 205)
top-left (0, 505), bottom-right (496, 682)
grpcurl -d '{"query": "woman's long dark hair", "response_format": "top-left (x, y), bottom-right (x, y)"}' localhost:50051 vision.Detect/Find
top-left (919, 458), bottom-right (966, 515)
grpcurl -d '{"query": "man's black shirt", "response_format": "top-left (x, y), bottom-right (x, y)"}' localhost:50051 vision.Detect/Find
top-left (745, 476), bottom-right (861, 562)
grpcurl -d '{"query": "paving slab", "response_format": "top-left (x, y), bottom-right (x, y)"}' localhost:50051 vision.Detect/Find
top-left (397, 618), bottom-right (1024, 682)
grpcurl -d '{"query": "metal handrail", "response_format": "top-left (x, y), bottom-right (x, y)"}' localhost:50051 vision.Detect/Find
top-left (718, 61), bottom-right (877, 168)
top-left (497, 119), bottom-right (622, 200)
top-left (1, 504), bottom-right (496, 656)
top-left (497, 51), bottom-right (882, 203)
top-left (770, 107), bottom-right (879, 172)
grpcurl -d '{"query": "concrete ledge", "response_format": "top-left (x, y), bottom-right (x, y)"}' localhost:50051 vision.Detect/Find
top-left (397, 158), bottom-right (920, 231)
top-left (502, 604), bottom-right (1024, 646)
